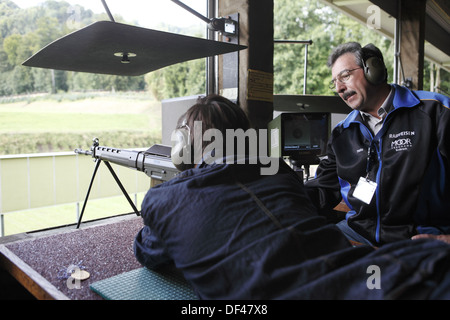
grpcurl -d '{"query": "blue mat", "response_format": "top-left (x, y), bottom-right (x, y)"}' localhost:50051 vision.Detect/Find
top-left (90, 267), bottom-right (198, 300)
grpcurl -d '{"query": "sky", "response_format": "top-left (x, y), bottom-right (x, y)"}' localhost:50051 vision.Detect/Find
top-left (12, 0), bottom-right (207, 29)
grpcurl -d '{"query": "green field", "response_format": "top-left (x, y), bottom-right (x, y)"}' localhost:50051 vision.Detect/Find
top-left (0, 92), bottom-right (163, 154)
top-left (0, 92), bottom-right (162, 236)
top-left (2, 193), bottom-right (147, 236)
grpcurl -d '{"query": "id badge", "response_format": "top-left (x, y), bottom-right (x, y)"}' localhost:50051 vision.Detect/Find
top-left (353, 177), bottom-right (377, 204)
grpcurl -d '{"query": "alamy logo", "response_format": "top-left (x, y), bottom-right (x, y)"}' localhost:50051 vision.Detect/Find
top-left (66, 5), bottom-right (82, 30)
top-left (66, 265), bottom-right (82, 290)
top-left (172, 121), bottom-right (280, 175)
top-left (366, 5), bottom-right (381, 30)
top-left (366, 265), bottom-right (381, 290)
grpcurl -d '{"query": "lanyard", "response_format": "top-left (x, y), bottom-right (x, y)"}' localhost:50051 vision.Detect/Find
top-left (354, 144), bottom-right (379, 205)
top-left (365, 145), bottom-right (377, 180)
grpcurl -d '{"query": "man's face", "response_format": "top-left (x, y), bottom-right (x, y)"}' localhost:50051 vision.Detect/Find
top-left (331, 53), bottom-right (371, 112)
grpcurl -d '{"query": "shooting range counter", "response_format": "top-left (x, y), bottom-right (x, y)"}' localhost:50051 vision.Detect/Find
top-left (0, 197), bottom-right (350, 300)
top-left (0, 214), bottom-right (144, 300)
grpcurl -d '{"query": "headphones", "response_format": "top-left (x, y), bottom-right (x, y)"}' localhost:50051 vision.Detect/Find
top-left (170, 98), bottom-right (249, 171)
top-left (361, 56), bottom-right (387, 86)
top-left (170, 118), bottom-right (194, 171)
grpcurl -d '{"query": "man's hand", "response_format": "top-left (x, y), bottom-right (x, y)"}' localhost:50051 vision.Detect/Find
top-left (412, 234), bottom-right (450, 244)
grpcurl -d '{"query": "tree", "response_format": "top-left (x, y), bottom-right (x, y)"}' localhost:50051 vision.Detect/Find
top-left (274, 0), bottom-right (394, 95)
top-left (1, 0), bottom-right (447, 97)
top-left (145, 59), bottom-right (206, 100)
top-left (0, 1), bottom-right (149, 95)
top-left (3, 33), bottom-right (23, 65)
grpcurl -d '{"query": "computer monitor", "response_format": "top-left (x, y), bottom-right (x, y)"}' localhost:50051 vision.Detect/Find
top-left (268, 112), bottom-right (330, 165)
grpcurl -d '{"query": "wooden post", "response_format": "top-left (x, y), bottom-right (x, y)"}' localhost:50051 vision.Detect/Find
top-left (218, 0), bottom-right (274, 130)
top-left (399, 0), bottom-right (426, 90)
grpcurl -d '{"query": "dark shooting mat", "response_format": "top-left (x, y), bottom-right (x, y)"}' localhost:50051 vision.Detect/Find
top-left (90, 266), bottom-right (198, 300)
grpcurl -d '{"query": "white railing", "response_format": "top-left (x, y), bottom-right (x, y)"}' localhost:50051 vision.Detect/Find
top-left (0, 151), bottom-right (151, 237)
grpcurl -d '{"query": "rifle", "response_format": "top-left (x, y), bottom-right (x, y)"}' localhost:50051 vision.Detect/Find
top-left (74, 138), bottom-right (179, 228)
top-left (75, 138), bottom-right (179, 181)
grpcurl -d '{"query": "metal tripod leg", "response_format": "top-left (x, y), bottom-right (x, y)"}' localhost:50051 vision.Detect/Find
top-left (76, 159), bottom-right (140, 229)
top-left (77, 159), bottom-right (102, 229)
top-left (103, 161), bottom-right (141, 217)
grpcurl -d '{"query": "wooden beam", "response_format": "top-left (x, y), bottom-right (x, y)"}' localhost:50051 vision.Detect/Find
top-left (218, 0), bottom-right (274, 130)
top-left (0, 245), bottom-right (70, 300)
top-left (331, 0), bottom-right (369, 6)
top-left (399, 0), bottom-right (426, 90)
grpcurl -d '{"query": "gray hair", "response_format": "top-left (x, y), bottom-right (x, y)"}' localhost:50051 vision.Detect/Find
top-left (327, 42), bottom-right (385, 69)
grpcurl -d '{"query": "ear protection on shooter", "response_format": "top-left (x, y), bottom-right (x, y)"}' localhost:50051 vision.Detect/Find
top-left (171, 118), bottom-right (194, 171)
top-left (362, 56), bottom-right (387, 86)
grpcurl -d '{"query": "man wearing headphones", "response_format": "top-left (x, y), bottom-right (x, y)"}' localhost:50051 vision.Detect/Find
top-left (305, 42), bottom-right (450, 246)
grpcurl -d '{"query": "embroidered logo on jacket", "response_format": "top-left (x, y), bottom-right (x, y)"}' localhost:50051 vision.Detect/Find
top-left (389, 131), bottom-right (415, 152)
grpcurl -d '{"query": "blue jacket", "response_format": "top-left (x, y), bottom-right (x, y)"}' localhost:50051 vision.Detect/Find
top-left (133, 157), bottom-right (450, 299)
top-left (306, 85), bottom-right (450, 245)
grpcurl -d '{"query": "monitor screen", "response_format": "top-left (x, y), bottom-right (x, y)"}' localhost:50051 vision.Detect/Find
top-left (281, 113), bottom-right (329, 164)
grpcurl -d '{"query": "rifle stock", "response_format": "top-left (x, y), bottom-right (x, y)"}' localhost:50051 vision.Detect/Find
top-left (75, 138), bottom-right (179, 182)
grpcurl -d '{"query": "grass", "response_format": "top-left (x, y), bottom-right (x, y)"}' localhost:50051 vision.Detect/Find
top-left (0, 91), bottom-right (162, 154)
top-left (0, 91), bottom-right (161, 236)
top-left (0, 131), bottom-right (158, 154)
top-left (2, 193), bottom-right (147, 236)
top-left (0, 112), bottom-right (153, 132)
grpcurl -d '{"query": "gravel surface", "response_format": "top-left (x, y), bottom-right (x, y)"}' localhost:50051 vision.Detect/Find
top-left (6, 216), bottom-right (144, 300)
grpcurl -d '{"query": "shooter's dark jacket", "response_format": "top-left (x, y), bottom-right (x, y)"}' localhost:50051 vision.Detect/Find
top-left (133, 156), bottom-right (450, 299)
top-left (305, 84), bottom-right (450, 245)
top-left (133, 158), bottom-right (354, 299)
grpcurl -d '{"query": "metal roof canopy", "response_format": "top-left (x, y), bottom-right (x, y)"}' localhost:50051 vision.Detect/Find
top-left (22, 21), bottom-right (247, 76)
top-left (319, 0), bottom-right (450, 73)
